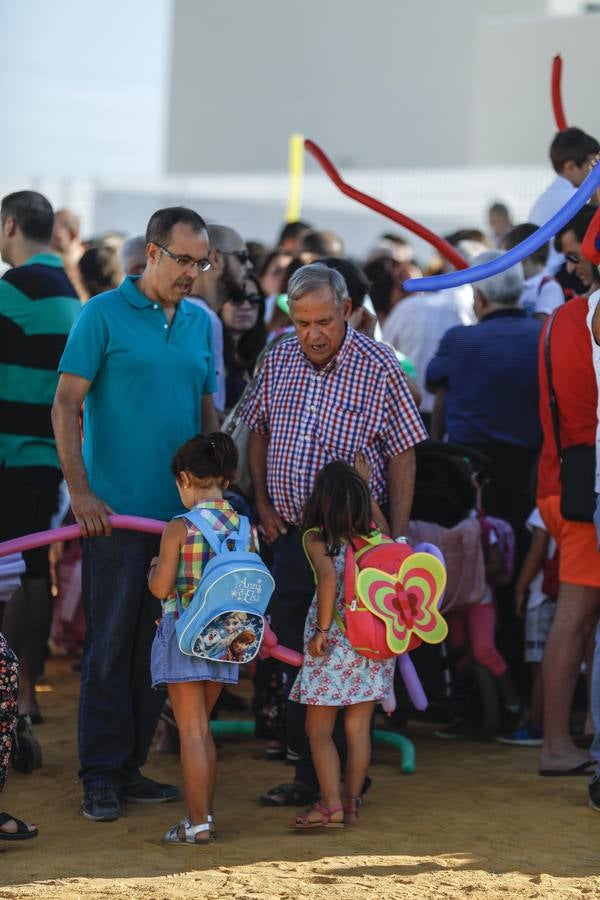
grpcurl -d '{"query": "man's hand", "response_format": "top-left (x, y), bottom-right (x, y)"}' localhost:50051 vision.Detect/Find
top-left (70, 489), bottom-right (115, 538)
top-left (308, 632), bottom-right (328, 658)
top-left (256, 498), bottom-right (288, 545)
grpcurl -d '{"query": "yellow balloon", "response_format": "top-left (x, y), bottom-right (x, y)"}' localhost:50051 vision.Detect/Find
top-left (285, 133), bottom-right (305, 223)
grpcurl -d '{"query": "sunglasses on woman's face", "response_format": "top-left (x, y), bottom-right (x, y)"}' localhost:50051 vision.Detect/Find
top-left (219, 249), bottom-right (251, 265)
top-left (228, 294), bottom-right (262, 306)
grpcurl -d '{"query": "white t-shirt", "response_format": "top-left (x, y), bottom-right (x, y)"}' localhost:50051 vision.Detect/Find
top-left (186, 296), bottom-right (226, 412)
top-left (519, 273), bottom-right (564, 317)
top-left (585, 290), bottom-right (600, 492)
top-left (382, 285), bottom-right (475, 413)
top-left (362, 294), bottom-right (383, 342)
top-left (529, 175), bottom-right (577, 275)
top-left (525, 507), bottom-right (557, 610)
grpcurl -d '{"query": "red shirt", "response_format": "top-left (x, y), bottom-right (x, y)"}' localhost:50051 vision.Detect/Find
top-left (537, 297), bottom-right (597, 500)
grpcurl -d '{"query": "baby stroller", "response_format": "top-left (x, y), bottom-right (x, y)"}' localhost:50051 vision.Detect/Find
top-left (400, 441), bottom-right (515, 740)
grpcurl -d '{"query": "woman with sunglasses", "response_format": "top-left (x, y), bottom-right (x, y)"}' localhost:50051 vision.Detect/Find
top-left (220, 274), bottom-right (267, 409)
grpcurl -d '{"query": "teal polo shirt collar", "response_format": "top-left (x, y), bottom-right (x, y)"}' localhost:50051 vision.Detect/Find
top-left (119, 275), bottom-right (193, 316)
top-left (23, 251), bottom-right (64, 268)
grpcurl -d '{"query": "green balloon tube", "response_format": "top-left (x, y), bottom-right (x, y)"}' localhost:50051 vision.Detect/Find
top-left (209, 721), bottom-right (416, 774)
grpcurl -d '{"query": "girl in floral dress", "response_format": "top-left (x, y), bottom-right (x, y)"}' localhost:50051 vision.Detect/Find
top-left (289, 461), bottom-right (396, 830)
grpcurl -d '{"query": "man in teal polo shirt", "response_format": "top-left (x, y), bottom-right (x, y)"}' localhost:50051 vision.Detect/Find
top-left (0, 190), bottom-right (79, 731)
top-left (52, 207), bottom-right (219, 822)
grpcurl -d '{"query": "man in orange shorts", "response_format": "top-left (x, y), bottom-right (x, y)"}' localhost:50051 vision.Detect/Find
top-left (537, 213), bottom-right (600, 776)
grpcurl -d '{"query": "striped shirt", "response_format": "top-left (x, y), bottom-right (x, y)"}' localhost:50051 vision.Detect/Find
top-left (0, 252), bottom-right (79, 468)
top-left (240, 326), bottom-right (427, 524)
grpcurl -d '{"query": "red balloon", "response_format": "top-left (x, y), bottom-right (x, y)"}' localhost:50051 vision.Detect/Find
top-left (304, 139), bottom-right (468, 271)
top-left (270, 644), bottom-right (303, 667)
top-left (552, 54), bottom-right (568, 132)
top-left (261, 622), bottom-right (279, 648)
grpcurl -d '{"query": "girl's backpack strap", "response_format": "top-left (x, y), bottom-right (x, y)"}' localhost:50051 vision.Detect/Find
top-left (182, 508), bottom-right (223, 555)
top-left (333, 606), bottom-right (346, 634)
top-left (353, 529), bottom-right (383, 563)
top-left (232, 515), bottom-right (251, 551)
top-left (301, 527), bottom-right (321, 584)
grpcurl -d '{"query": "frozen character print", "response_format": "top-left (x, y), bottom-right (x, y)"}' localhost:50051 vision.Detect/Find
top-left (226, 629), bottom-right (257, 662)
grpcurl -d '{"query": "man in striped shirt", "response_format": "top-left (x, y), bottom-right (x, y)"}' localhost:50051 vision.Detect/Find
top-left (0, 190), bottom-right (79, 721)
top-left (241, 262), bottom-right (427, 804)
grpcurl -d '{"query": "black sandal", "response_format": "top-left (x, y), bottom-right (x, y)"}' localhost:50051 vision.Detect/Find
top-left (259, 781), bottom-right (316, 807)
top-left (265, 745), bottom-right (286, 761)
top-left (0, 812), bottom-right (38, 841)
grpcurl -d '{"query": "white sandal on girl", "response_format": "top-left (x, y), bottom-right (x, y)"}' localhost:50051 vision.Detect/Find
top-left (208, 814), bottom-right (216, 836)
top-left (163, 817), bottom-right (213, 844)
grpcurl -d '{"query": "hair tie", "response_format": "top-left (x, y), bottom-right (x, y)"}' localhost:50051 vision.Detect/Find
top-left (209, 439), bottom-right (216, 449)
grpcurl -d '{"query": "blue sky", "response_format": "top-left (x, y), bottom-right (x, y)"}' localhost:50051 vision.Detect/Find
top-left (0, 0), bottom-right (170, 178)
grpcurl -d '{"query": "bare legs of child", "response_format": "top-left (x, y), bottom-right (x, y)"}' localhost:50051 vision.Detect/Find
top-left (167, 680), bottom-right (224, 843)
top-left (292, 700), bottom-right (376, 828)
top-left (341, 701), bottom-right (377, 824)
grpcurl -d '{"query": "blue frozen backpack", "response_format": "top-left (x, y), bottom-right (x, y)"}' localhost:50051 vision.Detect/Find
top-left (175, 508), bottom-right (274, 664)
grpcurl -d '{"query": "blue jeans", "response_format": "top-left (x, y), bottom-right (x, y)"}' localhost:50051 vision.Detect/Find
top-left (79, 529), bottom-right (164, 789)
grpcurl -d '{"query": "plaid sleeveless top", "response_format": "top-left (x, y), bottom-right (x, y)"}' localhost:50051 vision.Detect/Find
top-left (163, 499), bottom-right (242, 616)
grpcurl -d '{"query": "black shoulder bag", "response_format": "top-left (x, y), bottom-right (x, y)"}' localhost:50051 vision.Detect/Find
top-left (543, 310), bottom-right (596, 522)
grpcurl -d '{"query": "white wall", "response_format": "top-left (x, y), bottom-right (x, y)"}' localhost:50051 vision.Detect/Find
top-left (0, 161), bottom-right (552, 261)
top-left (470, 13), bottom-right (600, 164)
top-left (166, 0), bottom-right (550, 173)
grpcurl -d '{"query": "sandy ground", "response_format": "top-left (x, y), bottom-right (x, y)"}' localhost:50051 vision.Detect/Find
top-left (1, 658), bottom-right (599, 900)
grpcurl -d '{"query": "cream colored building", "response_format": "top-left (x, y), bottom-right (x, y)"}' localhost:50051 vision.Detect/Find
top-left (167, 0), bottom-right (598, 173)
top-left (3, 0), bottom-right (598, 254)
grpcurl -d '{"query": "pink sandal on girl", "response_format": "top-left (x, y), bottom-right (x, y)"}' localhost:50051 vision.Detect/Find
top-left (343, 796), bottom-right (360, 826)
top-left (290, 800), bottom-right (344, 829)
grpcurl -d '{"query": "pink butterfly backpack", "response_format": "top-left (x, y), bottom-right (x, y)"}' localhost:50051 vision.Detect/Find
top-left (305, 529), bottom-right (448, 661)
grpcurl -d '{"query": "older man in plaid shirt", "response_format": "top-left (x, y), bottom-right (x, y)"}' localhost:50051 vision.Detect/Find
top-left (240, 262), bottom-right (427, 806)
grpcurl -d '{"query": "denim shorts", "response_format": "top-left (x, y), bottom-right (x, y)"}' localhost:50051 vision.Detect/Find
top-left (150, 614), bottom-right (239, 689)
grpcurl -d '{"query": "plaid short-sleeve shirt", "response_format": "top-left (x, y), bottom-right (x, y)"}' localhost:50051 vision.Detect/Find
top-left (240, 327), bottom-right (427, 524)
top-left (163, 499), bottom-right (256, 616)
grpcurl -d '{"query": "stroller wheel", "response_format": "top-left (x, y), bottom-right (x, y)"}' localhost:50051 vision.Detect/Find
top-left (11, 717), bottom-right (43, 774)
top-left (459, 663), bottom-right (499, 741)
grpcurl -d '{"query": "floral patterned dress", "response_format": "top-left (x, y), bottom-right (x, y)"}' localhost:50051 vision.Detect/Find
top-left (0, 632), bottom-right (18, 791)
top-left (289, 545), bottom-right (395, 706)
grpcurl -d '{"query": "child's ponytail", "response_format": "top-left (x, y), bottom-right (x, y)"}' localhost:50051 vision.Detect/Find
top-left (207, 433), bottom-right (238, 481)
top-left (171, 432), bottom-right (238, 483)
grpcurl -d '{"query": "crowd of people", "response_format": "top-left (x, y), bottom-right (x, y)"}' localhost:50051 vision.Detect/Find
top-left (2, 124), bottom-right (600, 844)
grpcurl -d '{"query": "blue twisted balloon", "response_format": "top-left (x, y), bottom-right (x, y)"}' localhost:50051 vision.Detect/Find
top-left (403, 163), bottom-right (600, 293)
